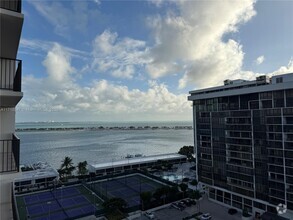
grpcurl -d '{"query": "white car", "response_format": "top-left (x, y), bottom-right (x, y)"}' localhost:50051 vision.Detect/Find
top-left (200, 213), bottom-right (212, 220)
top-left (145, 211), bottom-right (155, 219)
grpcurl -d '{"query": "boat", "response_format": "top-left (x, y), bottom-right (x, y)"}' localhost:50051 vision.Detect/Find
top-left (125, 154), bottom-right (144, 158)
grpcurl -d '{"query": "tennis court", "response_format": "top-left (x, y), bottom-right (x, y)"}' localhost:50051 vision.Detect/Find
top-left (89, 174), bottom-right (165, 208)
top-left (16, 185), bottom-right (103, 220)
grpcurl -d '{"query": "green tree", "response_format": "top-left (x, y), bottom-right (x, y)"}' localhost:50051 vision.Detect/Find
top-left (59, 156), bottom-right (75, 179)
top-left (140, 191), bottom-right (152, 210)
top-left (77, 161), bottom-right (88, 176)
top-left (189, 190), bottom-right (201, 200)
top-left (161, 186), bottom-right (170, 204)
top-left (153, 187), bottom-right (165, 201)
top-left (103, 198), bottom-right (127, 213)
top-left (168, 186), bottom-right (179, 201)
top-left (178, 146), bottom-right (194, 161)
top-left (190, 179), bottom-right (198, 189)
top-left (169, 186), bottom-right (179, 194)
top-left (179, 183), bottom-right (188, 198)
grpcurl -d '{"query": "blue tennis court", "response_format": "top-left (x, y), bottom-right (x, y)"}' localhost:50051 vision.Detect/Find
top-left (89, 174), bottom-right (165, 208)
top-left (17, 185), bottom-right (102, 220)
top-left (58, 195), bottom-right (90, 209)
top-left (52, 187), bottom-right (80, 199)
top-left (27, 201), bottom-right (61, 216)
top-left (24, 191), bottom-right (54, 205)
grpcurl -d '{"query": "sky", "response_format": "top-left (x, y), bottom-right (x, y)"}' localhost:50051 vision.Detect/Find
top-left (16, 0), bottom-right (293, 122)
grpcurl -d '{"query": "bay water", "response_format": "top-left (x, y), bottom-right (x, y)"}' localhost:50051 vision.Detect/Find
top-left (16, 121), bottom-right (193, 169)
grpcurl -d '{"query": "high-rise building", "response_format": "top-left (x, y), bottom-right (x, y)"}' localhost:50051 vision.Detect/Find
top-left (0, 0), bottom-right (24, 218)
top-left (188, 73), bottom-right (293, 218)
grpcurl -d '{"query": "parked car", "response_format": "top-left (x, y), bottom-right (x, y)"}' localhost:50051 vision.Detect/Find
top-left (171, 202), bottom-right (184, 211)
top-left (200, 213), bottom-right (212, 220)
top-left (179, 201), bottom-right (186, 207)
top-left (144, 211), bottom-right (155, 219)
top-left (182, 199), bottom-right (192, 206)
top-left (177, 202), bottom-right (186, 210)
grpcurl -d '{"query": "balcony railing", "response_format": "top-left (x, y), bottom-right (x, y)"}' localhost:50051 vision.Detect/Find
top-left (0, 57), bottom-right (22, 92)
top-left (0, 134), bottom-right (20, 173)
top-left (0, 0), bottom-right (21, 13)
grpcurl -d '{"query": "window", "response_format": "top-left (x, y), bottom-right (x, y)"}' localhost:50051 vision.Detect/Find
top-left (286, 89), bottom-right (293, 107)
top-left (232, 194), bottom-right (242, 202)
top-left (35, 178), bottom-right (46, 183)
top-left (260, 92), bottom-right (272, 100)
top-left (244, 198), bottom-right (252, 206)
top-left (273, 91), bottom-right (284, 107)
top-left (253, 201), bottom-right (266, 210)
top-left (276, 77), bottom-right (283, 83)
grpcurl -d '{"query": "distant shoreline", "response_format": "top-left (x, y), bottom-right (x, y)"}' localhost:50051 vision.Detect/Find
top-left (16, 125), bottom-right (193, 132)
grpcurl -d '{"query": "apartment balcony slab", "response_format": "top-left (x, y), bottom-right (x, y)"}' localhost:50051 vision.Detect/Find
top-left (0, 90), bottom-right (23, 107)
top-left (0, 8), bottom-right (23, 59)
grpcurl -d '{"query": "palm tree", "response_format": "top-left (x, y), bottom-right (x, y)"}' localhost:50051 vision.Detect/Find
top-left (59, 156), bottom-right (75, 179)
top-left (77, 161), bottom-right (88, 176)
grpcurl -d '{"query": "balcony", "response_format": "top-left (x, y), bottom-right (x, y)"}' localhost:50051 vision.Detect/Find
top-left (0, 0), bottom-right (21, 13)
top-left (0, 1), bottom-right (24, 59)
top-left (0, 57), bottom-right (21, 92)
top-left (0, 134), bottom-right (20, 173)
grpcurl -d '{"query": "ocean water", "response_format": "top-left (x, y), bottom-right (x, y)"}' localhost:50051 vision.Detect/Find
top-left (16, 122), bottom-right (193, 169)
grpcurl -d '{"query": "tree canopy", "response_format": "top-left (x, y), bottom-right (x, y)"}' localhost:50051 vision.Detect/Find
top-left (58, 156), bottom-right (75, 179)
top-left (103, 197), bottom-right (127, 213)
top-left (77, 161), bottom-right (88, 176)
top-left (178, 146), bottom-right (195, 161)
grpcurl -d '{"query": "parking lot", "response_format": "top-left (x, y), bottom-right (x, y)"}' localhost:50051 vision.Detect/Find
top-left (134, 195), bottom-right (242, 220)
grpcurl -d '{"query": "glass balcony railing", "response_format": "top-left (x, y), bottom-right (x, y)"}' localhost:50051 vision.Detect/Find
top-left (0, 134), bottom-right (20, 173)
top-left (0, 0), bottom-right (21, 13)
top-left (0, 57), bottom-right (22, 92)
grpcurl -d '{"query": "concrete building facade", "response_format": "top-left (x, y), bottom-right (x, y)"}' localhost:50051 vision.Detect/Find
top-left (188, 73), bottom-right (293, 218)
top-left (0, 0), bottom-right (23, 218)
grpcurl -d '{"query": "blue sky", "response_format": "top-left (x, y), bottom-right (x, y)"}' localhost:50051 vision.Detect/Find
top-left (17, 0), bottom-right (293, 122)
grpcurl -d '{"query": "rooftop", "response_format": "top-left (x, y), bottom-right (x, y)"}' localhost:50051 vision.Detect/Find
top-left (188, 72), bottom-right (293, 100)
top-left (89, 153), bottom-right (186, 170)
top-left (14, 162), bottom-right (58, 182)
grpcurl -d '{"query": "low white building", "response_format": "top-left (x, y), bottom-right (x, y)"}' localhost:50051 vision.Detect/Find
top-left (14, 162), bottom-right (59, 192)
top-left (89, 153), bottom-right (187, 176)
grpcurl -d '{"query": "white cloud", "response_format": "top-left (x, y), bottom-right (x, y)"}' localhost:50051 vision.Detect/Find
top-left (255, 55), bottom-right (265, 65)
top-left (18, 43), bottom-right (191, 121)
top-left (93, 0), bottom-right (101, 5)
top-left (42, 43), bottom-right (75, 83)
top-left (29, 1), bottom-right (100, 36)
top-left (20, 39), bottom-right (88, 59)
top-left (149, 0), bottom-right (164, 7)
top-left (146, 0), bottom-right (257, 89)
top-left (269, 58), bottom-right (293, 76)
top-left (91, 30), bottom-right (150, 79)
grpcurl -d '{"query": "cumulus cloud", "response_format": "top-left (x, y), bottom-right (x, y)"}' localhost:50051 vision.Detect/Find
top-left (91, 30), bottom-right (150, 79)
top-left (19, 43), bottom-right (191, 121)
top-left (255, 55), bottom-right (265, 65)
top-left (269, 58), bottom-right (293, 76)
top-left (43, 43), bottom-right (75, 83)
top-left (146, 0), bottom-right (257, 89)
